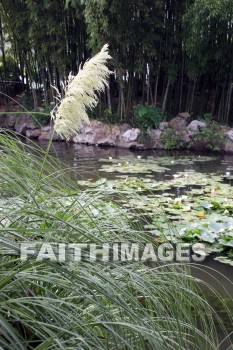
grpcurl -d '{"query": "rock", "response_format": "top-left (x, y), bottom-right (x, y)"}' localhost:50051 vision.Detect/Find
top-left (187, 120), bottom-right (206, 133)
top-left (226, 129), bottom-right (233, 142)
top-left (14, 114), bottom-right (37, 134)
top-left (188, 141), bottom-right (207, 152)
top-left (147, 129), bottom-right (163, 149)
top-left (73, 121), bottom-right (121, 146)
top-left (6, 114), bottom-right (17, 128)
top-left (121, 128), bottom-right (140, 142)
top-left (98, 125), bottom-right (120, 146)
top-left (39, 125), bottom-right (61, 141)
top-left (177, 112), bottom-right (191, 120)
top-left (74, 124), bottom-right (97, 144)
top-left (224, 141), bottom-right (233, 153)
top-left (93, 129), bottom-right (108, 144)
top-left (168, 112), bottom-right (190, 130)
top-left (179, 130), bottom-right (192, 144)
top-left (73, 132), bottom-right (96, 144)
top-left (26, 128), bottom-right (41, 138)
top-left (83, 126), bottom-right (95, 135)
top-left (0, 114), bottom-right (6, 128)
top-left (159, 122), bottom-right (168, 131)
top-left (224, 129), bottom-right (233, 153)
top-left (0, 114), bottom-right (17, 129)
top-left (120, 123), bottom-right (131, 133)
top-left (116, 140), bottom-right (138, 149)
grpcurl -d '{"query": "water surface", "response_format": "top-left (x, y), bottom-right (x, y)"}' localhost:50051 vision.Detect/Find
top-left (35, 141), bottom-right (233, 298)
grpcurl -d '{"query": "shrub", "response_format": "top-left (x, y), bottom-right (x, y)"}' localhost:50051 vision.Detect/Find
top-left (89, 108), bottom-right (121, 124)
top-left (102, 108), bottom-right (121, 124)
top-left (133, 105), bottom-right (164, 130)
top-left (201, 113), bottom-right (213, 122)
top-left (161, 127), bottom-right (183, 149)
top-left (193, 121), bottom-right (225, 151)
top-left (21, 94), bottom-right (34, 110)
top-left (33, 106), bottom-right (52, 127)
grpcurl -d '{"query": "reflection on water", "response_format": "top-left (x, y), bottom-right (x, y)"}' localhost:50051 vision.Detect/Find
top-left (36, 140), bottom-right (233, 175)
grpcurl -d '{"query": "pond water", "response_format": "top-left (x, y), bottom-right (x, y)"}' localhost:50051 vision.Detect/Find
top-left (37, 140), bottom-right (233, 179)
top-left (35, 141), bottom-right (233, 299)
top-left (24, 140), bottom-right (232, 346)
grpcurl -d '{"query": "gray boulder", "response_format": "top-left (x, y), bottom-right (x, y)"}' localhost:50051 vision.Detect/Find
top-left (0, 114), bottom-right (17, 129)
top-left (121, 128), bottom-right (140, 142)
top-left (39, 125), bottom-right (61, 141)
top-left (159, 122), bottom-right (168, 131)
top-left (224, 129), bottom-right (233, 153)
top-left (169, 112), bottom-right (190, 130)
top-left (187, 120), bottom-right (206, 134)
top-left (15, 114), bottom-right (37, 134)
top-left (147, 129), bottom-right (163, 149)
top-left (26, 128), bottom-right (41, 139)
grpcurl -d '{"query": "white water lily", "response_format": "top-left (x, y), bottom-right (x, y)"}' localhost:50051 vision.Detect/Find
top-left (181, 195), bottom-right (188, 200)
top-left (52, 44), bottom-right (112, 139)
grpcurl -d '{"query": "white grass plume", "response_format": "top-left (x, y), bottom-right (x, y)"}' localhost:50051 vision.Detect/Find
top-left (52, 44), bottom-right (112, 139)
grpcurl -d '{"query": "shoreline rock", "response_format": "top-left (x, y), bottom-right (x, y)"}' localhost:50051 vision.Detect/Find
top-left (1, 112), bottom-right (233, 154)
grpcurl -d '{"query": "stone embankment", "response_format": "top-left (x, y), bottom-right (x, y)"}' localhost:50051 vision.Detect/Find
top-left (1, 112), bottom-right (233, 153)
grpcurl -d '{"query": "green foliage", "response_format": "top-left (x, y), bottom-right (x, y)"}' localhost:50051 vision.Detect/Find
top-left (102, 108), bottom-right (121, 124)
top-left (33, 107), bottom-right (52, 127)
top-left (161, 128), bottom-right (182, 150)
top-left (193, 121), bottom-right (225, 151)
top-left (0, 133), bottom-right (232, 349)
top-left (1, 0), bottom-right (233, 123)
top-left (201, 113), bottom-right (213, 122)
top-left (133, 105), bottom-right (163, 130)
top-left (136, 129), bottom-right (151, 144)
top-left (89, 108), bottom-right (121, 124)
top-left (79, 154), bottom-right (233, 264)
top-left (21, 95), bottom-right (34, 110)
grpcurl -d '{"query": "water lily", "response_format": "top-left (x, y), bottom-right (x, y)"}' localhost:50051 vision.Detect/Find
top-left (226, 172), bottom-right (230, 176)
top-left (174, 197), bottom-right (182, 203)
top-left (109, 157), bottom-right (113, 160)
top-left (210, 188), bottom-right (216, 197)
top-left (137, 155), bottom-right (142, 159)
top-left (181, 195), bottom-right (188, 200)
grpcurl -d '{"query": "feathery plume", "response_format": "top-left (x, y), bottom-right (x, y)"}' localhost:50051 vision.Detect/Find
top-left (52, 44), bottom-right (112, 139)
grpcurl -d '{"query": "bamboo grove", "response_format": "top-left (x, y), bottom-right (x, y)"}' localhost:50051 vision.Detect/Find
top-left (0, 0), bottom-right (232, 124)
